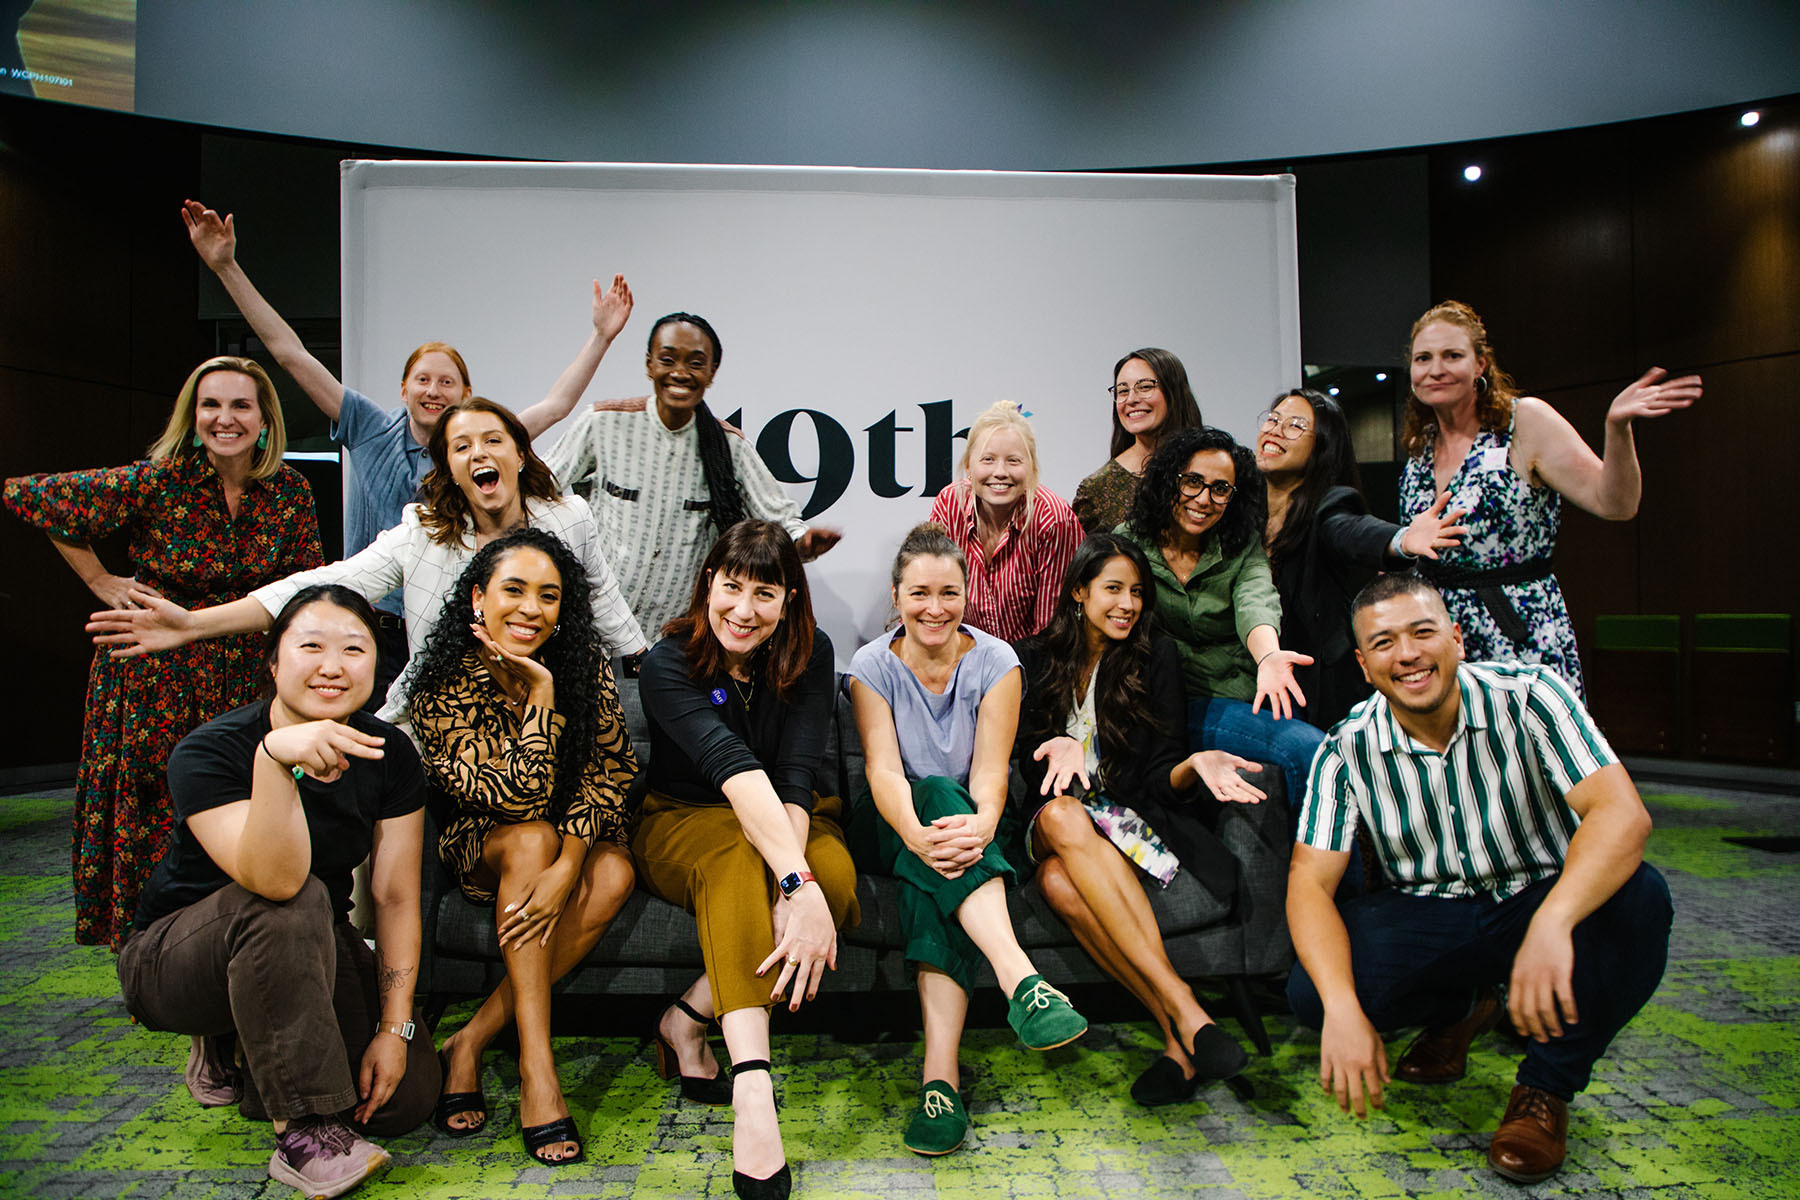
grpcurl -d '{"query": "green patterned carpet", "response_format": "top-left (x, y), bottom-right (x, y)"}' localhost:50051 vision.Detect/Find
top-left (1, 786), bottom-right (1795, 1198)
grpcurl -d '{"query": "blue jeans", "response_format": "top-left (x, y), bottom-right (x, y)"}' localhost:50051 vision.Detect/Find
top-left (1286, 863), bottom-right (1673, 1099)
top-left (1187, 695), bottom-right (1326, 833)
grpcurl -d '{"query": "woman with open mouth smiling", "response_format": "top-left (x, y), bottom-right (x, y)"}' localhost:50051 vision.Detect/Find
top-left (1072, 348), bottom-right (1205, 535)
top-left (408, 527), bottom-right (638, 1168)
top-left (6, 356), bottom-right (322, 948)
top-left (632, 520), bottom-right (858, 1199)
top-left (87, 397), bottom-right (647, 726)
top-left (1012, 532), bottom-right (1257, 1106)
top-left (926, 401), bottom-right (1082, 642)
top-left (1121, 426), bottom-right (1324, 832)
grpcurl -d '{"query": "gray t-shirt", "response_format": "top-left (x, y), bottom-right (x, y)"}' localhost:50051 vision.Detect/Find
top-left (844, 625), bottom-right (1020, 787)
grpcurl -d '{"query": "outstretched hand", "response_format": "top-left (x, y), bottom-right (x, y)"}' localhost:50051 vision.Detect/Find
top-left (263, 718), bottom-right (387, 784)
top-left (1252, 649), bottom-right (1314, 720)
top-left (1033, 736), bottom-right (1090, 797)
top-left (181, 199), bottom-right (236, 272)
top-left (87, 588), bottom-right (197, 658)
top-left (1399, 491), bottom-right (1470, 560)
top-left (1191, 750), bottom-right (1266, 804)
top-left (1607, 367), bottom-right (1700, 427)
top-left (593, 273), bottom-right (633, 342)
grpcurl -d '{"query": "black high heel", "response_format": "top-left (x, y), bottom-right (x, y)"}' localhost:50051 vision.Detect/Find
top-left (729, 1060), bottom-right (791, 1200)
top-left (652, 997), bottom-right (732, 1106)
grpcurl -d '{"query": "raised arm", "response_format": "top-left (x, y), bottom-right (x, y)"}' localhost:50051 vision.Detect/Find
top-left (517, 274), bottom-right (635, 439)
top-left (182, 199), bottom-right (346, 419)
top-left (1515, 369), bottom-right (1700, 521)
top-left (88, 591), bottom-right (272, 658)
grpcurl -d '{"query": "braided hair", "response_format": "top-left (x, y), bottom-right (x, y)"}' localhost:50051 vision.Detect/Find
top-left (648, 313), bottom-right (748, 533)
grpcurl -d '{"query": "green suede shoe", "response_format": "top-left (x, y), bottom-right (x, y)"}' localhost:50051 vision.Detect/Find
top-left (903, 1080), bottom-right (968, 1156)
top-left (1007, 973), bottom-right (1088, 1050)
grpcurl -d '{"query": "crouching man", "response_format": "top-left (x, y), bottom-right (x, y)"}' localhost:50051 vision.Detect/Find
top-left (1284, 574), bottom-right (1671, 1183)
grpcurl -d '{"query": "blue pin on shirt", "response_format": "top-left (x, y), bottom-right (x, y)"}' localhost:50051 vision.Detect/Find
top-left (710, 687), bottom-right (728, 706)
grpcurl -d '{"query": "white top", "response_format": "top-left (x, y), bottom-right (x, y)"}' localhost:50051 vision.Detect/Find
top-left (250, 494), bottom-right (646, 724)
top-left (544, 405), bottom-right (809, 638)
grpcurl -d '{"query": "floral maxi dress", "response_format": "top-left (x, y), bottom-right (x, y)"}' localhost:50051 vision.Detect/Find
top-left (3, 452), bottom-right (322, 947)
top-left (1399, 411), bottom-right (1586, 698)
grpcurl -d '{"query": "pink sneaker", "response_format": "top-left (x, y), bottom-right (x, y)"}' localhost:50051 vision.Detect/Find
top-left (184, 1033), bottom-right (241, 1107)
top-left (268, 1115), bottom-right (391, 1199)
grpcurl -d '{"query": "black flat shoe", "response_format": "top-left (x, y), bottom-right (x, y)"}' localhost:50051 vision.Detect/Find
top-left (653, 997), bottom-right (732, 1105)
top-left (1190, 1022), bottom-right (1249, 1081)
top-left (1130, 1055), bottom-right (1201, 1107)
top-left (730, 1060), bottom-right (790, 1199)
top-left (433, 1049), bottom-right (489, 1137)
top-left (522, 1115), bottom-right (584, 1166)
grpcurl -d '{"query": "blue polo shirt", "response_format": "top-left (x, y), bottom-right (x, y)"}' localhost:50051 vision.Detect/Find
top-left (332, 387), bottom-right (432, 614)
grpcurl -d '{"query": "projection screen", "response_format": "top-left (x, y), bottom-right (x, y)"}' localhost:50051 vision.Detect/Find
top-left (341, 162), bottom-right (1299, 659)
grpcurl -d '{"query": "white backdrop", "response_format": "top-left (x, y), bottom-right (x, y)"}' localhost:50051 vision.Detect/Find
top-left (341, 162), bottom-right (1299, 660)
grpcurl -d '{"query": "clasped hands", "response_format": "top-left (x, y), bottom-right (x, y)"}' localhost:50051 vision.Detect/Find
top-left (902, 810), bottom-right (994, 880)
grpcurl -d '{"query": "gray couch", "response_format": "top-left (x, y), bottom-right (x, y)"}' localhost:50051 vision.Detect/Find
top-left (417, 676), bottom-right (1295, 1053)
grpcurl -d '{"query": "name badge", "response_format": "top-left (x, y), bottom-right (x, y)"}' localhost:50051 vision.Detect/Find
top-left (710, 687), bottom-right (728, 706)
top-left (1477, 446), bottom-right (1510, 473)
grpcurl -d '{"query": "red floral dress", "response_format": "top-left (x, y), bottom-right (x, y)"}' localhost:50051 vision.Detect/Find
top-left (3, 452), bottom-right (323, 947)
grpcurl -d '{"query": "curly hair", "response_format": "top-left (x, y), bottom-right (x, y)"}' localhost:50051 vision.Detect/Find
top-left (662, 519), bottom-right (817, 702)
top-left (416, 397), bottom-right (563, 547)
top-left (1400, 300), bottom-right (1520, 458)
top-left (1261, 389), bottom-right (1363, 572)
top-left (409, 527), bottom-right (608, 815)
top-left (1016, 533), bottom-right (1167, 781)
top-left (1109, 347), bottom-right (1204, 460)
top-left (1125, 425), bottom-right (1265, 558)
top-left (647, 313), bottom-right (748, 534)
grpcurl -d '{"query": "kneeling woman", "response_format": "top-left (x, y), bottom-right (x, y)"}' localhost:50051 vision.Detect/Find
top-left (847, 523), bottom-right (1087, 1158)
top-left (1014, 532), bottom-right (1255, 1105)
top-left (118, 585), bottom-right (437, 1199)
top-left (632, 520), bottom-right (859, 1200)
top-left (408, 527), bottom-right (638, 1165)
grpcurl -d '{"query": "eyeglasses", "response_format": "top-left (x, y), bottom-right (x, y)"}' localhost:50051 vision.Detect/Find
top-left (1109, 380), bottom-right (1161, 401)
top-left (1176, 472), bottom-right (1236, 502)
top-left (1258, 410), bottom-right (1313, 440)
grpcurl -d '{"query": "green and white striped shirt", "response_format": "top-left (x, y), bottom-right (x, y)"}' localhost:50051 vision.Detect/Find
top-left (1297, 662), bottom-right (1617, 899)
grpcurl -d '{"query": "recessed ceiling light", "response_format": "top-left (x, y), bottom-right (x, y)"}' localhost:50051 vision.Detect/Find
top-left (1328, 387), bottom-right (1340, 396)
top-left (1741, 110), bottom-right (1762, 128)
top-left (1374, 372), bottom-right (1388, 382)
top-left (1463, 164), bottom-right (1483, 183)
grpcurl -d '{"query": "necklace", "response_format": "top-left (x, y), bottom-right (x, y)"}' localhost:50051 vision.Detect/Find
top-left (731, 674), bottom-right (755, 708)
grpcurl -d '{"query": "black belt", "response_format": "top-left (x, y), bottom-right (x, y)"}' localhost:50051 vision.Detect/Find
top-left (1416, 556), bottom-right (1555, 646)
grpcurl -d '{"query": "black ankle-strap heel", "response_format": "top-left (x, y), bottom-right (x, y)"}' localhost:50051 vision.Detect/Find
top-left (650, 998), bottom-right (731, 1106)
top-left (729, 1061), bottom-right (790, 1199)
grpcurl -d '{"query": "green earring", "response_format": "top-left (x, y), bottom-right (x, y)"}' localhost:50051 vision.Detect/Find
top-left (256, 428), bottom-right (268, 450)
top-left (191, 432), bottom-right (202, 448)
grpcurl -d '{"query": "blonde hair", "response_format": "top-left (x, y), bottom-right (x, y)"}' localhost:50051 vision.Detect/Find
top-left (959, 400), bottom-right (1040, 521)
top-left (148, 357), bottom-right (288, 480)
top-left (1401, 300), bottom-right (1519, 458)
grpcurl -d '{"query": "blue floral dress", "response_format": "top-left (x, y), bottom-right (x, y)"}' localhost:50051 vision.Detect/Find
top-left (1399, 410), bottom-right (1585, 698)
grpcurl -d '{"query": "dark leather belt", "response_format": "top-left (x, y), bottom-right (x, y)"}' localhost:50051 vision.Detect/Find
top-left (1416, 556), bottom-right (1555, 646)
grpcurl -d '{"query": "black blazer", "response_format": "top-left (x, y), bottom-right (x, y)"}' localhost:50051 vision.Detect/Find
top-left (1273, 484), bottom-right (1397, 731)
top-left (1012, 634), bottom-right (1238, 902)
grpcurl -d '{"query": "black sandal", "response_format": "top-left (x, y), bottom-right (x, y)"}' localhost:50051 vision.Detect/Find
top-left (652, 997), bottom-right (732, 1105)
top-left (729, 1060), bottom-right (790, 1200)
top-left (432, 1048), bottom-right (488, 1138)
top-left (522, 1114), bottom-right (584, 1166)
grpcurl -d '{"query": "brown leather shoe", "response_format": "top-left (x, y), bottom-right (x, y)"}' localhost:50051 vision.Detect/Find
top-left (1394, 985), bottom-right (1503, 1084)
top-left (1488, 1084), bottom-right (1568, 1182)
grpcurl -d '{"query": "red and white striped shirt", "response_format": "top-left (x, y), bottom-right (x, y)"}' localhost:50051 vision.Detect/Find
top-left (928, 481), bottom-right (1085, 642)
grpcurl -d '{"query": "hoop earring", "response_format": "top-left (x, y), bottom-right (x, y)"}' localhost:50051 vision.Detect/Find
top-left (256, 428), bottom-right (269, 449)
top-left (1476, 374), bottom-right (1490, 394)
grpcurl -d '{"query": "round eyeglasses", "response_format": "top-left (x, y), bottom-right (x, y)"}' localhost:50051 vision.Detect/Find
top-left (1258, 409), bottom-right (1313, 440)
top-left (1109, 380), bottom-right (1161, 401)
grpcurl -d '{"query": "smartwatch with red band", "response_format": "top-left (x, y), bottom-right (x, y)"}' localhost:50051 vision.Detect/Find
top-left (777, 870), bottom-right (816, 899)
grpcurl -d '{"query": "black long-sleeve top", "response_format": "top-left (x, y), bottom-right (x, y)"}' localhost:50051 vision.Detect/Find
top-left (639, 630), bottom-right (835, 812)
top-left (1012, 633), bottom-right (1237, 901)
top-left (1273, 485), bottom-right (1401, 731)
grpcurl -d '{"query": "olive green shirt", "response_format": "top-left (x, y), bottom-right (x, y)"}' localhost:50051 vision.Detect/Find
top-left (1120, 525), bottom-right (1283, 702)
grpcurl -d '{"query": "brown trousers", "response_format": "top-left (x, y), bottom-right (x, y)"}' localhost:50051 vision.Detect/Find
top-left (117, 876), bottom-right (439, 1133)
top-left (632, 791), bottom-right (860, 1015)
